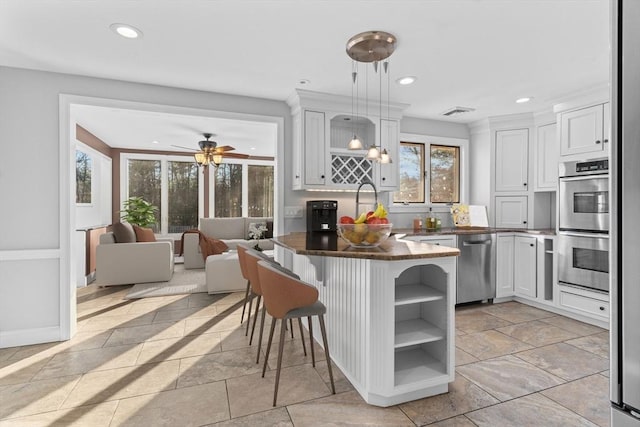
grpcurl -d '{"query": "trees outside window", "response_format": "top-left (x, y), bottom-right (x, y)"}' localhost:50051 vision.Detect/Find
top-left (76, 150), bottom-right (92, 204)
top-left (168, 161), bottom-right (199, 233)
top-left (248, 165), bottom-right (274, 217)
top-left (127, 159), bottom-right (161, 232)
top-left (214, 163), bottom-right (243, 217)
top-left (430, 145), bottom-right (460, 203)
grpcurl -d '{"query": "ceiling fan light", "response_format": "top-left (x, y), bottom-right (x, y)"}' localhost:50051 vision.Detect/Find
top-left (212, 154), bottom-right (224, 166)
top-left (348, 135), bottom-right (363, 150)
top-left (194, 152), bottom-right (207, 165)
top-left (366, 145), bottom-right (381, 161)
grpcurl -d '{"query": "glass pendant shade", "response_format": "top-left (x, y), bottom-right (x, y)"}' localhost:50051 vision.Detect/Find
top-left (212, 154), bottom-right (223, 166)
top-left (348, 135), bottom-right (363, 150)
top-left (366, 145), bottom-right (381, 160)
top-left (194, 152), bottom-right (207, 165)
top-left (380, 149), bottom-right (392, 164)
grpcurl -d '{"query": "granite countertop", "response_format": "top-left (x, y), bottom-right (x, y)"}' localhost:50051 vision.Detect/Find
top-left (394, 227), bottom-right (556, 237)
top-left (272, 232), bottom-right (460, 260)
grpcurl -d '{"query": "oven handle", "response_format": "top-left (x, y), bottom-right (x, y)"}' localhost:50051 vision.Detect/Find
top-left (559, 175), bottom-right (608, 182)
top-left (558, 230), bottom-right (610, 239)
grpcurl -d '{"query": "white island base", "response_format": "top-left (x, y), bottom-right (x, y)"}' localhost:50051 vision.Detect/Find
top-left (277, 246), bottom-right (456, 407)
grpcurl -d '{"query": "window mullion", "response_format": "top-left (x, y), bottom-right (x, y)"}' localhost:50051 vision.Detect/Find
top-left (161, 159), bottom-right (169, 235)
top-left (242, 163), bottom-right (249, 217)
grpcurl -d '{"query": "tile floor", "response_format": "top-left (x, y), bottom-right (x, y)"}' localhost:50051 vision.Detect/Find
top-left (0, 286), bottom-right (611, 426)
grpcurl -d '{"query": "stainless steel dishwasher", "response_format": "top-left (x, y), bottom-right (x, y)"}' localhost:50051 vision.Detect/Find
top-left (456, 233), bottom-right (496, 304)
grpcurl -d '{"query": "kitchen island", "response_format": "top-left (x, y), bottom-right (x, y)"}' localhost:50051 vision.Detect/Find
top-left (272, 232), bottom-right (460, 407)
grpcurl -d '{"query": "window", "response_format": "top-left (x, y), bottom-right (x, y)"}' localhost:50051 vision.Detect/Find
top-left (392, 135), bottom-right (466, 207)
top-left (76, 150), bottom-right (92, 204)
top-left (124, 155), bottom-right (201, 234)
top-left (210, 160), bottom-right (274, 218)
top-left (430, 145), bottom-right (460, 203)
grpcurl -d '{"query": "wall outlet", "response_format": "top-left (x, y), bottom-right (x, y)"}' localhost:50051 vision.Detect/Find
top-left (284, 206), bottom-right (304, 218)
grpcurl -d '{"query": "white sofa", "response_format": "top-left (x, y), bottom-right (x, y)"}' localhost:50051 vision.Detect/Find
top-left (95, 232), bottom-right (175, 285)
top-left (183, 217), bottom-right (274, 269)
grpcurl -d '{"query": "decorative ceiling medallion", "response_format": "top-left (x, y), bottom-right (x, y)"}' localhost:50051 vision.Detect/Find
top-left (346, 31), bottom-right (396, 63)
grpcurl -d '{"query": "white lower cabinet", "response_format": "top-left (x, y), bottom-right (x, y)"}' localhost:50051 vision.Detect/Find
top-left (558, 285), bottom-right (609, 320)
top-left (496, 235), bottom-right (515, 298)
top-left (394, 264), bottom-right (449, 387)
top-left (514, 236), bottom-right (537, 298)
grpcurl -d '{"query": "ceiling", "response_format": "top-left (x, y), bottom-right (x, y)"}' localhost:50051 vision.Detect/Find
top-left (0, 0), bottom-right (610, 150)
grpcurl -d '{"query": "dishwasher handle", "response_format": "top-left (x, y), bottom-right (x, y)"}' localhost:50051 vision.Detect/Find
top-left (462, 240), bottom-right (492, 247)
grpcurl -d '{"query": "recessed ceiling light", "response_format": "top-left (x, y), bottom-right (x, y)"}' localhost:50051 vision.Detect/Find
top-left (151, 140), bottom-right (159, 144)
top-left (396, 76), bottom-right (417, 85)
top-left (516, 97), bottom-right (532, 104)
top-left (298, 79), bottom-right (311, 85)
top-left (110, 23), bottom-right (143, 39)
top-left (250, 147), bottom-right (256, 150)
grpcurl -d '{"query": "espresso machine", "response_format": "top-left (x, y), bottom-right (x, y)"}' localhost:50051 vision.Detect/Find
top-left (306, 200), bottom-right (338, 232)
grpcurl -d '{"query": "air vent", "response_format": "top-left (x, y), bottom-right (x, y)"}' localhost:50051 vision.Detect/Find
top-left (441, 106), bottom-right (476, 116)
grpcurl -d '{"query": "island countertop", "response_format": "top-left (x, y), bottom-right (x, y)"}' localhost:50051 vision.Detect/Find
top-left (272, 232), bottom-right (460, 260)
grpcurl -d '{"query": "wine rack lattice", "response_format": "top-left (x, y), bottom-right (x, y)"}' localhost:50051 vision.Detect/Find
top-left (331, 154), bottom-right (373, 185)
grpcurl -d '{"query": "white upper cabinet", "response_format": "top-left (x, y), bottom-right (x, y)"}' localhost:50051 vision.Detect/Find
top-left (535, 123), bottom-right (559, 191)
top-left (560, 103), bottom-right (609, 157)
top-left (495, 129), bottom-right (529, 192)
top-left (495, 195), bottom-right (528, 228)
top-left (377, 118), bottom-right (399, 190)
top-left (304, 110), bottom-right (327, 186)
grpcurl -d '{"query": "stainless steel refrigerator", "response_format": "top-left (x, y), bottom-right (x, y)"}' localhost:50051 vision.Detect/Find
top-left (611, 1), bottom-right (640, 425)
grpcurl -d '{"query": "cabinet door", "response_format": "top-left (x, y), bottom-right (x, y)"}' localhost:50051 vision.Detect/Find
top-left (535, 123), bottom-right (559, 191)
top-left (495, 129), bottom-right (529, 192)
top-left (378, 119), bottom-right (399, 190)
top-left (496, 235), bottom-right (515, 298)
top-left (304, 110), bottom-right (326, 186)
top-left (292, 113), bottom-right (302, 189)
top-left (603, 102), bottom-right (611, 153)
top-left (495, 196), bottom-right (528, 228)
top-left (560, 104), bottom-right (605, 156)
top-left (514, 236), bottom-right (537, 298)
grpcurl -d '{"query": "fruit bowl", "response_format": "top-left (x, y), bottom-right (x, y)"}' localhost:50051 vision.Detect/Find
top-left (337, 223), bottom-right (393, 248)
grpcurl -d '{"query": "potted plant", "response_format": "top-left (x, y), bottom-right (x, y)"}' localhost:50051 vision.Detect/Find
top-left (120, 196), bottom-right (158, 228)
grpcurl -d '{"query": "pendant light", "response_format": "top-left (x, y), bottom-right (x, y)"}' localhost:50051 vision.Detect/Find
top-left (348, 61), bottom-right (363, 150)
top-left (346, 31), bottom-right (396, 163)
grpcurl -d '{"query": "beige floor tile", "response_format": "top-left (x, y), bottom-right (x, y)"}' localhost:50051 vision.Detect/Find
top-left (455, 329), bottom-right (466, 336)
top-left (60, 360), bottom-right (180, 408)
top-left (565, 331), bottom-right (610, 359)
top-left (455, 330), bottom-right (533, 360)
top-left (110, 381), bottom-right (229, 427)
top-left (466, 392), bottom-right (597, 426)
top-left (0, 375), bottom-right (80, 420)
top-left (266, 334), bottom-right (326, 370)
top-left (104, 321), bottom-right (185, 347)
top-left (479, 301), bottom-right (556, 323)
top-left (429, 415), bottom-right (478, 427)
top-left (226, 364), bottom-right (332, 418)
top-left (217, 317), bottom-right (295, 352)
top-left (288, 390), bottom-right (414, 426)
top-left (0, 357), bottom-right (53, 386)
top-left (601, 370), bottom-right (610, 378)
top-left (539, 315), bottom-right (605, 337)
top-left (207, 407), bottom-right (292, 427)
top-left (0, 401), bottom-right (117, 427)
top-left (399, 375), bottom-right (499, 425)
top-left (126, 297), bottom-right (190, 315)
top-left (184, 313), bottom-right (245, 336)
top-left (55, 330), bottom-right (114, 353)
top-left (516, 342), bottom-right (609, 381)
top-left (79, 312), bottom-right (156, 332)
top-left (33, 344), bottom-right (143, 380)
top-left (152, 305), bottom-right (218, 322)
top-left (5, 342), bottom-right (62, 361)
top-left (177, 346), bottom-right (264, 388)
top-left (0, 349), bottom-right (18, 363)
top-left (457, 355), bottom-right (565, 401)
top-left (455, 310), bottom-right (512, 333)
top-left (188, 292), bottom-right (222, 308)
top-left (455, 348), bottom-right (479, 366)
top-left (77, 299), bottom-right (134, 318)
top-left (496, 320), bottom-right (580, 347)
top-left (137, 333), bottom-right (221, 364)
top-left (313, 360), bottom-right (354, 394)
top-left (542, 374), bottom-right (610, 427)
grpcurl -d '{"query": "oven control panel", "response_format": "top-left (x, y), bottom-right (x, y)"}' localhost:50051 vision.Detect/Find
top-left (560, 157), bottom-right (609, 177)
top-left (576, 159), bottom-right (609, 173)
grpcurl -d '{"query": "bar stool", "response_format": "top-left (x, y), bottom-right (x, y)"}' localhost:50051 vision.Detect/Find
top-left (256, 260), bottom-right (336, 406)
top-left (244, 249), bottom-right (306, 363)
top-left (236, 243), bottom-right (253, 329)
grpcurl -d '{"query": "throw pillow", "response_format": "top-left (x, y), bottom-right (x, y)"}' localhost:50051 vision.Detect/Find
top-left (112, 222), bottom-right (136, 243)
top-left (133, 225), bottom-right (157, 242)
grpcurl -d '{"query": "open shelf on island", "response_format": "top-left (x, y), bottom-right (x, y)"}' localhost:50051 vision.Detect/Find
top-left (394, 319), bottom-right (444, 348)
top-left (394, 347), bottom-right (447, 387)
top-left (395, 284), bottom-right (444, 306)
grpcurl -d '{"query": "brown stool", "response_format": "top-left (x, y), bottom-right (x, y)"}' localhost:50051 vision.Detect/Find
top-left (235, 243), bottom-right (253, 329)
top-left (244, 249), bottom-right (306, 363)
top-left (256, 260), bottom-right (336, 406)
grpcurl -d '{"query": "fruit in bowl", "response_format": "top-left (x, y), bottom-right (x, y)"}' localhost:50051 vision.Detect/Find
top-left (338, 203), bottom-right (392, 248)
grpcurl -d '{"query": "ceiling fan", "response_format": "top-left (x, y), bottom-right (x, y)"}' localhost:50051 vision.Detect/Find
top-left (172, 133), bottom-right (249, 168)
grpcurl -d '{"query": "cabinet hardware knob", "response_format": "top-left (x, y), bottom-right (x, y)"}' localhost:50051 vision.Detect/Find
top-left (604, 139), bottom-right (609, 143)
top-left (523, 183), bottom-right (527, 186)
top-left (321, 174), bottom-right (325, 179)
top-left (523, 221), bottom-right (527, 224)
top-left (295, 175), bottom-right (300, 179)
top-left (599, 306), bottom-right (605, 311)
top-left (595, 140), bottom-right (602, 144)
top-left (382, 177), bottom-right (386, 181)
top-left (530, 243), bottom-right (534, 247)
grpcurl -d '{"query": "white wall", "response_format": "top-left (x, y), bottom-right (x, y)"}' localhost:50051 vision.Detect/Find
top-left (469, 121), bottom-right (491, 208)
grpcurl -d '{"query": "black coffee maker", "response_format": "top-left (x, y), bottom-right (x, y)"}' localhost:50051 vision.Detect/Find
top-left (306, 200), bottom-right (338, 232)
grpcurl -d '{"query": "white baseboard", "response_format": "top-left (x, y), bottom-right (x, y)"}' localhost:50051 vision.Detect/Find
top-left (0, 326), bottom-right (63, 348)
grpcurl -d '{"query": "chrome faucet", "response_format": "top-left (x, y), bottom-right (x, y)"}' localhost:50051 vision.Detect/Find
top-left (355, 179), bottom-right (378, 217)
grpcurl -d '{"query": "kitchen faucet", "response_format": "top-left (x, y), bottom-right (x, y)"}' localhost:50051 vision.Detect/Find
top-left (355, 179), bottom-right (378, 217)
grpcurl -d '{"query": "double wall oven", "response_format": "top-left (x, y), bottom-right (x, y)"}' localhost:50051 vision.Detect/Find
top-left (558, 158), bottom-right (609, 293)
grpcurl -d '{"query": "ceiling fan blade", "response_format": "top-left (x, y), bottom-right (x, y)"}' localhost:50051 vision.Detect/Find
top-left (215, 145), bottom-right (236, 152)
top-left (248, 155), bottom-right (275, 161)
top-left (222, 152), bottom-right (250, 159)
top-left (171, 144), bottom-right (197, 151)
